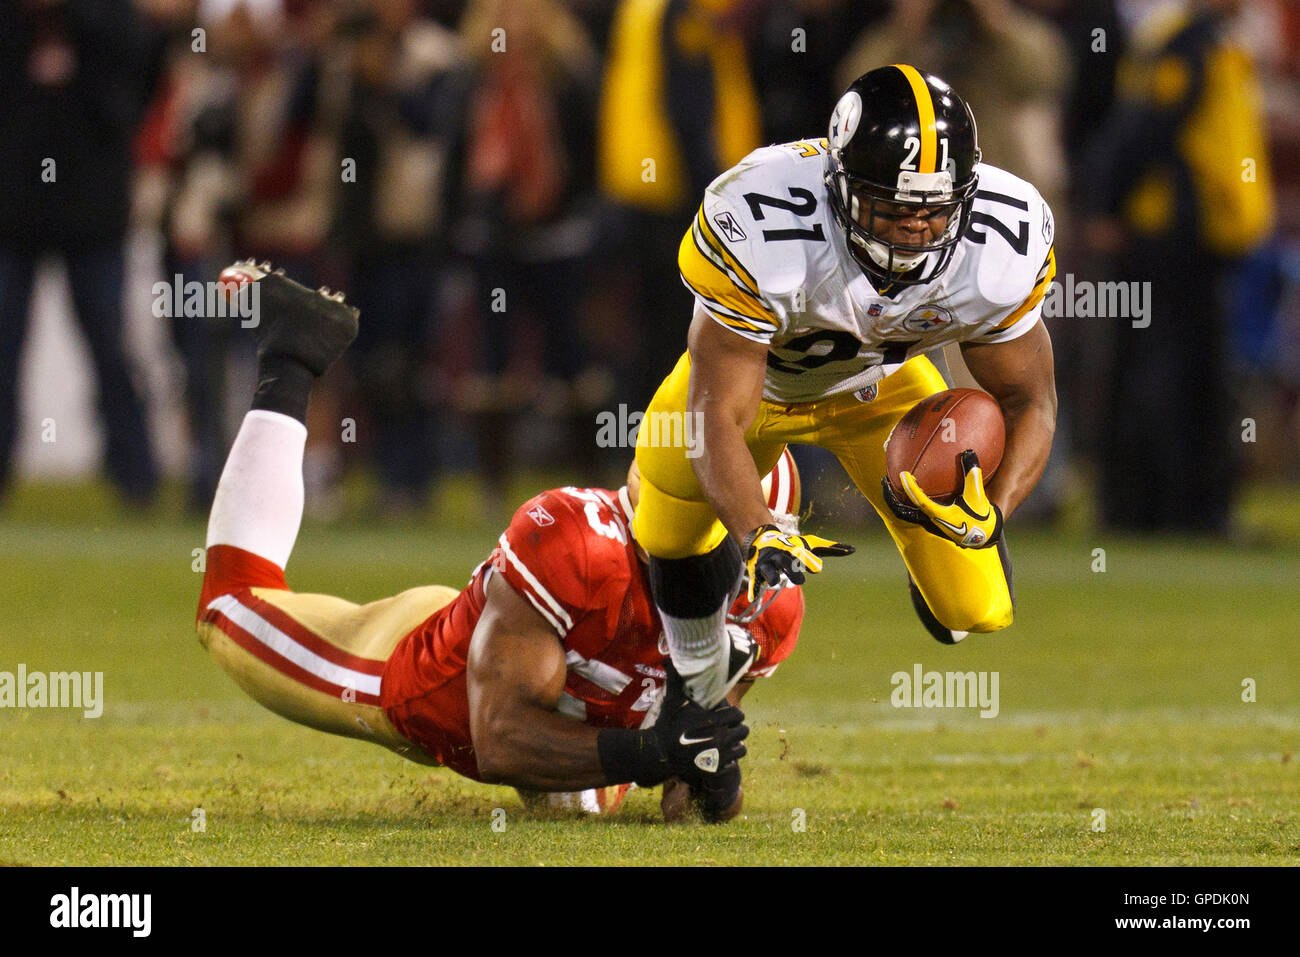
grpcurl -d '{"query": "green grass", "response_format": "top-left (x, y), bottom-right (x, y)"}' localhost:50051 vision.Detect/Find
top-left (0, 480), bottom-right (1297, 865)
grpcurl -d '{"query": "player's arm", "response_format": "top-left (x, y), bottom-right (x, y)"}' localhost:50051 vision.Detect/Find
top-left (958, 318), bottom-right (1057, 518)
top-left (467, 572), bottom-right (747, 791)
top-left (688, 308), bottom-right (854, 594)
top-left (466, 573), bottom-right (604, 790)
top-left (686, 304), bottom-right (773, 541)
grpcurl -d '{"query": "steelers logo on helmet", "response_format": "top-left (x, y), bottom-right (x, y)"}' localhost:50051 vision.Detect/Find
top-left (824, 65), bottom-right (981, 290)
top-left (828, 90), bottom-right (863, 150)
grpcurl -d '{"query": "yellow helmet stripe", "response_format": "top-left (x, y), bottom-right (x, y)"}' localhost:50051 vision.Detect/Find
top-left (892, 64), bottom-right (937, 174)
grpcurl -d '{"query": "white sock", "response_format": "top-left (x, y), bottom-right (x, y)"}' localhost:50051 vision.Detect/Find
top-left (206, 410), bottom-right (307, 569)
top-left (660, 601), bottom-right (729, 674)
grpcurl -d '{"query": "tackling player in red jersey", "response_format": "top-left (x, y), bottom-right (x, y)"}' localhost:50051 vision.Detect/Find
top-left (195, 263), bottom-right (804, 820)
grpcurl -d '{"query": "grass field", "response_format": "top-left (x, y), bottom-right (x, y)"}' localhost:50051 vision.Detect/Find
top-left (0, 479), bottom-right (1297, 866)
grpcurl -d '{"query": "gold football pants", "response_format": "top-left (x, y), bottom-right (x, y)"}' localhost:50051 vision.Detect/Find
top-left (197, 576), bottom-right (458, 763)
top-left (632, 352), bottom-right (1013, 632)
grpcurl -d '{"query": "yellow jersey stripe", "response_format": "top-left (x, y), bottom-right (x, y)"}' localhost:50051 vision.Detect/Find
top-left (992, 248), bottom-right (1056, 331)
top-left (686, 219), bottom-right (768, 308)
top-left (679, 232), bottom-right (780, 328)
top-left (705, 307), bottom-right (768, 335)
top-left (696, 209), bottom-right (761, 296)
top-left (893, 64), bottom-right (937, 174)
top-left (682, 275), bottom-right (779, 331)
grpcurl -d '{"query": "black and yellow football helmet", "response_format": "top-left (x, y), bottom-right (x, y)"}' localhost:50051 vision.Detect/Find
top-left (825, 65), bottom-right (981, 287)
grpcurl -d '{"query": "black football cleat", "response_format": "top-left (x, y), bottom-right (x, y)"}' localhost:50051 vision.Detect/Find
top-left (220, 260), bottom-right (359, 377)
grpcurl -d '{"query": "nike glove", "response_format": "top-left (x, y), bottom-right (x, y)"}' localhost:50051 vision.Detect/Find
top-left (881, 449), bottom-right (1004, 548)
top-left (741, 524), bottom-right (855, 602)
top-left (597, 662), bottom-right (748, 787)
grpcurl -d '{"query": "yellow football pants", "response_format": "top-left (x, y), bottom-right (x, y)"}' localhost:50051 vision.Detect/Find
top-left (632, 352), bottom-right (1014, 633)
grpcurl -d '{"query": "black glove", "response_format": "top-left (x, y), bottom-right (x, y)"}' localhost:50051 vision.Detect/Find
top-left (597, 662), bottom-right (748, 787)
top-left (692, 759), bottom-right (743, 823)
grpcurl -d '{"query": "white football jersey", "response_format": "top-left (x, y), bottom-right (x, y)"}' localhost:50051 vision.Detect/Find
top-left (679, 139), bottom-right (1056, 403)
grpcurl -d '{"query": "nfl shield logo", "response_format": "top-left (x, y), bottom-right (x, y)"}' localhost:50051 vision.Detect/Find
top-left (854, 384), bottom-right (878, 403)
top-left (868, 303), bottom-right (884, 317)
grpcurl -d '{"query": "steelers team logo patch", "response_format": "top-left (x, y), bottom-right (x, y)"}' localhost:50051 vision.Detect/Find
top-left (902, 305), bottom-right (956, 334)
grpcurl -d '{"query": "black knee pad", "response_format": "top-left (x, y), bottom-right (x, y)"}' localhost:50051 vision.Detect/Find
top-left (648, 537), bottom-right (742, 618)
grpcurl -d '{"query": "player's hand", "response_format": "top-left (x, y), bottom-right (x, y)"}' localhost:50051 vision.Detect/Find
top-left (741, 524), bottom-right (855, 601)
top-left (691, 759), bottom-right (743, 823)
top-left (881, 449), bottom-right (1003, 548)
top-left (653, 662), bottom-right (748, 784)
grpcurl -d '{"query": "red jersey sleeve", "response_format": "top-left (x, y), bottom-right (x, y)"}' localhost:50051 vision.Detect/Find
top-left (491, 487), bottom-right (636, 642)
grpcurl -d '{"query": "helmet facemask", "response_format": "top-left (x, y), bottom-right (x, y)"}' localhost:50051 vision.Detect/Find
top-left (826, 157), bottom-right (978, 289)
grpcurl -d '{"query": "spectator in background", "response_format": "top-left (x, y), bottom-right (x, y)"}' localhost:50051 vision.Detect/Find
top-left (837, 0), bottom-right (1070, 521)
top-left (0, 0), bottom-right (161, 506)
top-left (137, 0), bottom-right (243, 512)
top-left (144, 0), bottom-right (337, 510)
top-left (1222, 0), bottom-right (1300, 482)
top-left (747, 0), bottom-right (887, 145)
top-left (452, 0), bottom-right (604, 511)
top-left (1080, 0), bottom-right (1275, 533)
top-left (837, 0), bottom-right (1068, 211)
top-left (1021, 0), bottom-right (1125, 502)
top-left (596, 0), bottom-right (764, 407)
top-left (329, 0), bottom-right (464, 515)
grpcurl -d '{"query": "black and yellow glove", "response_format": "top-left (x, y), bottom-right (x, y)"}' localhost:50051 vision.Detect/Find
top-left (740, 525), bottom-right (854, 602)
top-left (881, 449), bottom-right (1003, 549)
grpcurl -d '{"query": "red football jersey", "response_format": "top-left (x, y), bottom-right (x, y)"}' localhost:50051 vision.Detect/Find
top-left (381, 486), bottom-right (804, 781)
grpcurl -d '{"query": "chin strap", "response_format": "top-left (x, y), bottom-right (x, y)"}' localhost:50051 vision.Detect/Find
top-left (729, 576), bottom-right (789, 624)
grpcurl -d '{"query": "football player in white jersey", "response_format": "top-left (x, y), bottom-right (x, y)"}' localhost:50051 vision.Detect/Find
top-left (632, 65), bottom-right (1058, 708)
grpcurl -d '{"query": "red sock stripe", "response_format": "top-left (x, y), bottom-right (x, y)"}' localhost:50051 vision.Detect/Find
top-left (198, 545), bottom-right (288, 621)
top-left (205, 607), bottom-right (383, 707)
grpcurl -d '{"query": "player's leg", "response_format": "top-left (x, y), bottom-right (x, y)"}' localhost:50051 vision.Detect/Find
top-left (632, 352), bottom-right (790, 705)
top-left (198, 556), bottom-right (456, 761)
top-left (0, 248), bottom-right (37, 499)
top-left (194, 264), bottom-right (448, 761)
top-left (825, 356), bottom-right (1015, 636)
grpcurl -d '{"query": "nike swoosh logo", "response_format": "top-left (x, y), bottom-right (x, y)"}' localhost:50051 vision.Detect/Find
top-left (679, 732), bottom-right (713, 746)
top-left (934, 518), bottom-right (968, 537)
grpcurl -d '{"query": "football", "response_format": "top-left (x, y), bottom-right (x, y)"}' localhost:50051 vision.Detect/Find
top-left (885, 389), bottom-right (1005, 503)
top-left (661, 776), bottom-right (744, 823)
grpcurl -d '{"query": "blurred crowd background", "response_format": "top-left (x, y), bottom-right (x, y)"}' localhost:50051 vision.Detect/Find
top-left (1, 0), bottom-right (1297, 533)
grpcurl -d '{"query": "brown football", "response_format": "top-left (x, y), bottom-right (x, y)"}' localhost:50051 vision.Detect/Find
top-left (885, 389), bottom-right (1005, 503)
top-left (660, 776), bottom-right (744, 824)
